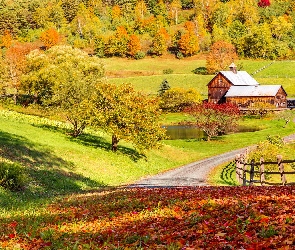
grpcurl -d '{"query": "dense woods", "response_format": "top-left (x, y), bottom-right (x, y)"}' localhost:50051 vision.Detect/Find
top-left (0, 0), bottom-right (295, 60)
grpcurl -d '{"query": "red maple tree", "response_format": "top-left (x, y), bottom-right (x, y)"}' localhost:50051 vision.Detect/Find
top-left (258, 0), bottom-right (270, 7)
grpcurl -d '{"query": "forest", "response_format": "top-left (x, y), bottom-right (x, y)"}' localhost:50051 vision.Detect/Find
top-left (0, 0), bottom-right (295, 60)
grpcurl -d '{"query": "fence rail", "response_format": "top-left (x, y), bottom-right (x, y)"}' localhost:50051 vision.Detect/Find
top-left (235, 154), bottom-right (295, 186)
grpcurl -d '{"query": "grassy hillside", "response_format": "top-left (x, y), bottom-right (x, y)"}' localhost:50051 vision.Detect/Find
top-left (103, 58), bottom-right (295, 97)
top-left (1, 108), bottom-right (295, 248)
top-left (0, 109), bottom-right (295, 210)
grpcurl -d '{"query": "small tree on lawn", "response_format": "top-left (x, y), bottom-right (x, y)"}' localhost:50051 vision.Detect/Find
top-left (91, 83), bottom-right (166, 152)
top-left (184, 103), bottom-right (240, 141)
top-left (158, 79), bottom-right (171, 96)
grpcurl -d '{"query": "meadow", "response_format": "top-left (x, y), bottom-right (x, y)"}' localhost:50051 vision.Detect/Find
top-left (103, 57), bottom-right (295, 97)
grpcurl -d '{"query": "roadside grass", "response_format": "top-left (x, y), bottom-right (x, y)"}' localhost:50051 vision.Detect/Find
top-left (208, 143), bottom-right (295, 186)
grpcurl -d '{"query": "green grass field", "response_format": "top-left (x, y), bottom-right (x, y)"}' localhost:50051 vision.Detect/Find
top-left (102, 58), bottom-right (295, 97)
top-left (0, 109), bottom-right (295, 214)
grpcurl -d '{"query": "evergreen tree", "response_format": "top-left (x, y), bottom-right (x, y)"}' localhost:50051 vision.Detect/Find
top-left (158, 79), bottom-right (171, 96)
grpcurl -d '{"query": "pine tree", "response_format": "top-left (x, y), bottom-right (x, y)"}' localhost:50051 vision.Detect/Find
top-left (158, 79), bottom-right (171, 96)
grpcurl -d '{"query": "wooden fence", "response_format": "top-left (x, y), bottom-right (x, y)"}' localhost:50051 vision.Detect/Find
top-left (235, 154), bottom-right (295, 186)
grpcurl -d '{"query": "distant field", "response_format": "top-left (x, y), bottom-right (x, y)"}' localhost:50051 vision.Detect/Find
top-left (107, 74), bottom-right (212, 98)
top-left (102, 58), bottom-right (295, 97)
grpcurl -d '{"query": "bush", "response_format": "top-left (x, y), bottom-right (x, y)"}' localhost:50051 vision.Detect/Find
top-left (176, 51), bottom-right (184, 59)
top-left (134, 51), bottom-right (145, 60)
top-left (0, 162), bottom-right (28, 191)
top-left (163, 68), bottom-right (174, 74)
top-left (160, 87), bottom-right (202, 112)
top-left (192, 67), bottom-right (208, 75)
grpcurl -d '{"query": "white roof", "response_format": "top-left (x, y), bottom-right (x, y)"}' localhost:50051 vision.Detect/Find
top-left (220, 71), bottom-right (259, 86)
top-left (225, 85), bottom-right (282, 97)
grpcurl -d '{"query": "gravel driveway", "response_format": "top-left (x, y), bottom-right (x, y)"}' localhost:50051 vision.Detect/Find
top-left (130, 134), bottom-right (295, 187)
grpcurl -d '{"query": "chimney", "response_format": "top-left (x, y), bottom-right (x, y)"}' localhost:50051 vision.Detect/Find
top-left (229, 62), bottom-right (237, 74)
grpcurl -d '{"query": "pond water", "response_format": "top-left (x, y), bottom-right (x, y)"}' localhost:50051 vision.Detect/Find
top-left (163, 125), bottom-right (260, 140)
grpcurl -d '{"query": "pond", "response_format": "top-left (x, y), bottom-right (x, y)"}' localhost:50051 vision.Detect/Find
top-left (163, 125), bottom-right (260, 140)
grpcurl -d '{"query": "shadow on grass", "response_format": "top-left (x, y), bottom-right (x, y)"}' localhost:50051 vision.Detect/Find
top-left (218, 162), bottom-right (238, 186)
top-left (0, 130), bottom-right (106, 209)
top-left (35, 124), bottom-right (146, 162)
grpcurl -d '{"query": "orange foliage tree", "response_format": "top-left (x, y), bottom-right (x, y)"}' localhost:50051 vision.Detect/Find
top-left (1, 30), bottom-right (13, 48)
top-left (127, 34), bottom-right (141, 57)
top-left (206, 40), bottom-right (238, 74)
top-left (106, 26), bottom-right (129, 57)
top-left (5, 42), bottom-right (38, 103)
top-left (40, 28), bottom-right (60, 49)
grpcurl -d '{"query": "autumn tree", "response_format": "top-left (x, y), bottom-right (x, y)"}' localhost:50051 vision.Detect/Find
top-left (150, 28), bottom-right (170, 56)
top-left (160, 87), bottom-right (202, 112)
top-left (0, 30), bottom-right (13, 48)
top-left (106, 26), bottom-right (129, 57)
top-left (206, 40), bottom-right (238, 74)
top-left (169, 0), bottom-right (182, 25)
top-left (22, 45), bottom-right (105, 137)
top-left (258, 0), bottom-right (271, 8)
top-left (40, 28), bottom-right (60, 49)
top-left (184, 103), bottom-right (240, 141)
top-left (177, 21), bottom-right (199, 57)
top-left (5, 42), bottom-right (38, 104)
top-left (241, 24), bottom-right (275, 59)
top-left (135, 0), bottom-right (148, 20)
top-left (127, 34), bottom-right (141, 57)
top-left (91, 83), bottom-right (166, 152)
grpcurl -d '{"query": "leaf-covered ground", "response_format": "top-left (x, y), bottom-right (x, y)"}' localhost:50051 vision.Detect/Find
top-left (1, 186), bottom-right (295, 249)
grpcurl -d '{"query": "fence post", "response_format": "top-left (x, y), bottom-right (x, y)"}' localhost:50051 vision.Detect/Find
top-left (249, 159), bottom-right (255, 186)
top-left (278, 155), bottom-right (287, 185)
top-left (260, 157), bottom-right (265, 186)
top-left (242, 158), bottom-right (246, 186)
top-left (236, 154), bottom-right (243, 185)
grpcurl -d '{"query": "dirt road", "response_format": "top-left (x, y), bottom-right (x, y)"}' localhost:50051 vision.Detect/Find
top-left (130, 134), bottom-right (295, 187)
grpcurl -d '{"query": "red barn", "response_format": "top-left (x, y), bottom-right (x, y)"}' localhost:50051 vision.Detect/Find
top-left (207, 63), bottom-right (287, 108)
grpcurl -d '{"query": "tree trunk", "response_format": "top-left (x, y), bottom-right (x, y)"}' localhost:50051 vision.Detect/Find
top-left (112, 135), bottom-right (119, 152)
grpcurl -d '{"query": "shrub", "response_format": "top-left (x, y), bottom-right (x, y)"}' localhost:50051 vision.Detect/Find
top-left (160, 87), bottom-right (202, 112)
top-left (0, 162), bottom-right (28, 191)
top-left (134, 51), bottom-right (145, 60)
top-left (192, 67), bottom-right (208, 75)
top-left (163, 68), bottom-right (174, 74)
top-left (176, 51), bottom-right (184, 59)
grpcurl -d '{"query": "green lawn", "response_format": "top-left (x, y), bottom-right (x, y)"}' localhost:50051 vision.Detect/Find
top-left (0, 110), bottom-right (294, 204)
top-left (102, 58), bottom-right (295, 98)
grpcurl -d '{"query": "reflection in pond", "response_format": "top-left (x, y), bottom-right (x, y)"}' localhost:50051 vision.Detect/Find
top-left (163, 125), bottom-right (260, 140)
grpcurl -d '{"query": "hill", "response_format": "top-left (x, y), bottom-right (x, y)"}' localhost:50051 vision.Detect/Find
top-left (104, 58), bottom-right (295, 98)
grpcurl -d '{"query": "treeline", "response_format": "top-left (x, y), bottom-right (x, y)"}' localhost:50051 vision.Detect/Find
top-left (0, 0), bottom-right (295, 59)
